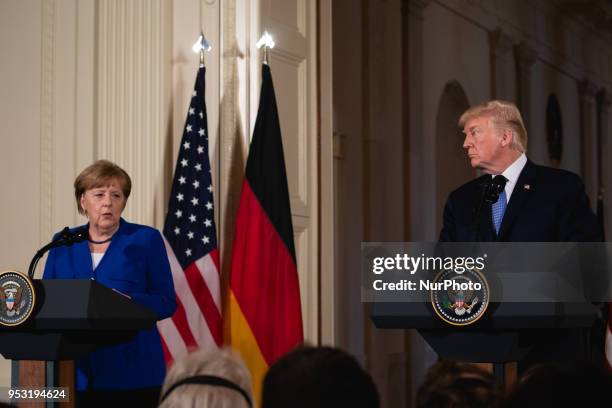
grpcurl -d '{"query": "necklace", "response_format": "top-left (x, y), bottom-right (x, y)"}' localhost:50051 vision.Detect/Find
top-left (88, 234), bottom-right (114, 245)
top-left (87, 223), bottom-right (119, 245)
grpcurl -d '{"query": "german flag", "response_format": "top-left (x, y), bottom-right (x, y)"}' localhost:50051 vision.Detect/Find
top-left (227, 64), bottom-right (303, 403)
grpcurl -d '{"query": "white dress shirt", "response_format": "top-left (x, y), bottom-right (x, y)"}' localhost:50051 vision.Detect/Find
top-left (497, 153), bottom-right (527, 203)
top-left (91, 252), bottom-right (105, 270)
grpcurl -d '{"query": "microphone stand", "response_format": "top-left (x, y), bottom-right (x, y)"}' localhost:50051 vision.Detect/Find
top-left (473, 177), bottom-right (492, 242)
top-left (470, 176), bottom-right (505, 311)
top-left (27, 227), bottom-right (88, 279)
top-left (472, 176), bottom-right (505, 242)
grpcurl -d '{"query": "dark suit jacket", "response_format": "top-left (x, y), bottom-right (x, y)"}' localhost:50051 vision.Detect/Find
top-left (439, 160), bottom-right (602, 242)
top-left (44, 218), bottom-right (177, 390)
top-left (438, 160), bottom-right (604, 365)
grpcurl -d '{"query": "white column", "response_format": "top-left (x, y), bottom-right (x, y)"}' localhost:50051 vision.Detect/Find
top-left (332, 0), bottom-right (366, 360)
top-left (406, 0), bottom-right (433, 240)
top-left (600, 89), bottom-right (612, 238)
top-left (318, 0), bottom-right (336, 346)
top-left (489, 28), bottom-right (514, 100)
top-left (515, 42), bottom-right (537, 146)
top-left (96, 0), bottom-right (173, 229)
top-left (220, 0), bottom-right (320, 343)
top-left (403, 1), bottom-right (438, 406)
top-left (364, 1), bottom-right (409, 405)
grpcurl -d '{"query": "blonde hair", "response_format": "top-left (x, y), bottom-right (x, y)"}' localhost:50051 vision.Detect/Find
top-left (74, 160), bottom-right (131, 214)
top-left (459, 100), bottom-right (528, 152)
top-left (159, 348), bottom-right (252, 408)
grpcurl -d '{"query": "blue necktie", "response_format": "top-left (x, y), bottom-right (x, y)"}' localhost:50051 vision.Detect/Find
top-left (491, 176), bottom-right (507, 234)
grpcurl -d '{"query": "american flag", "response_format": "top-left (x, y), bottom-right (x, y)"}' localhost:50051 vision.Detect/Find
top-left (157, 64), bottom-right (222, 364)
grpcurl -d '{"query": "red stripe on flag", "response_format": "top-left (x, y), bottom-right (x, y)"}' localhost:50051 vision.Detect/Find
top-left (184, 262), bottom-right (223, 346)
top-left (160, 65), bottom-right (221, 357)
top-left (230, 180), bottom-right (303, 365)
top-left (171, 296), bottom-right (198, 350)
top-left (159, 336), bottom-right (174, 367)
top-left (210, 248), bottom-right (220, 271)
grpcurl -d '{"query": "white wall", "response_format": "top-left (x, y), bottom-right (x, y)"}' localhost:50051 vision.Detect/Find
top-left (0, 0), bottom-right (44, 389)
top-left (530, 63), bottom-right (581, 173)
top-left (421, 2), bottom-right (491, 240)
top-left (0, 1), bottom-right (42, 265)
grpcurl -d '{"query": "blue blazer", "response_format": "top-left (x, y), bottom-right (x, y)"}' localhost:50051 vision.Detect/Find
top-left (439, 160), bottom-right (602, 242)
top-left (43, 219), bottom-right (176, 390)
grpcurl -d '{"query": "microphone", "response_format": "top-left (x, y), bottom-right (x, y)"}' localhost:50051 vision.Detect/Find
top-left (484, 176), bottom-right (507, 205)
top-left (27, 227), bottom-right (89, 278)
top-left (57, 226), bottom-right (88, 246)
top-left (472, 175), bottom-right (507, 241)
top-left (472, 177), bottom-right (492, 241)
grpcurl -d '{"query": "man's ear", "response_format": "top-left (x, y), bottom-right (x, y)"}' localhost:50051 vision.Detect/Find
top-left (500, 129), bottom-right (513, 147)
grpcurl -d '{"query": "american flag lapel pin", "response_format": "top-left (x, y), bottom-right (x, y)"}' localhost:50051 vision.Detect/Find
top-left (524, 184), bottom-right (531, 190)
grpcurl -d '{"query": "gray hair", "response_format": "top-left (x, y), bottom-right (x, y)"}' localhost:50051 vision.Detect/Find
top-left (159, 348), bottom-right (252, 408)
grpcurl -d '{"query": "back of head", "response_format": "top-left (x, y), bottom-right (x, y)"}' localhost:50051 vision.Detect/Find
top-left (416, 361), bottom-right (503, 408)
top-left (504, 361), bottom-right (612, 408)
top-left (262, 346), bottom-right (379, 408)
top-left (159, 348), bottom-right (252, 408)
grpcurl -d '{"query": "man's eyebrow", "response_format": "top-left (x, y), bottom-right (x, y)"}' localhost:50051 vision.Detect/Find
top-left (464, 126), bottom-right (477, 134)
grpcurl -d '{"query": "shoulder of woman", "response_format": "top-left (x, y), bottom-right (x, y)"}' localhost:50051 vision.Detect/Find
top-left (121, 220), bottom-right (163, 240)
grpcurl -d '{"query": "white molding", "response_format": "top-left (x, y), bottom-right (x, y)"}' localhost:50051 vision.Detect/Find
top-left (318, 0), bottom-right (336, 346)
top-left (40, 0), bottom-right (56, 246)
top-left (75, 0), bottom-right (96, 201)
top-left (209, 0), bottom-right (320, 344)
top-left (39, 0), bottom-right (96, 266)
top-left (218, 0), bottom-right (252, 265)
top-left (97, 0), bottom-right (172, 228)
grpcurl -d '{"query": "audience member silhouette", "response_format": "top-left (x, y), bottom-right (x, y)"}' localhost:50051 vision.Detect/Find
top-left (503, 361), bottom-right (612, 408)
top-left (262, 346), bottom-right (379, 408)
top-left (159, 348), bottom-right (252, 408)
top-left (417, 361), bottom-right (503, 408)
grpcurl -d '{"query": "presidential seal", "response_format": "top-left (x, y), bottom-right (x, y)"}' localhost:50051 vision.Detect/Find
top-left (430, 267), bottom-right (489, 326)
top-left (0, 270), bottom-right (36, 327)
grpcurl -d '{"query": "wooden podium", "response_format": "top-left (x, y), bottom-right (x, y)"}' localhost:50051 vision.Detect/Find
top-left (0, 280), bottom-right (157, 408)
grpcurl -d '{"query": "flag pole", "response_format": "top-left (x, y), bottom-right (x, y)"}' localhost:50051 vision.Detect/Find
top-left (192, 31), bottom-right (212, 66)
top-left (158, 37), bottom-right (222, 364)
top-left (229, 30), bottom-right (303, 404)
top-left (256, 31), bottom-right (275, 66)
